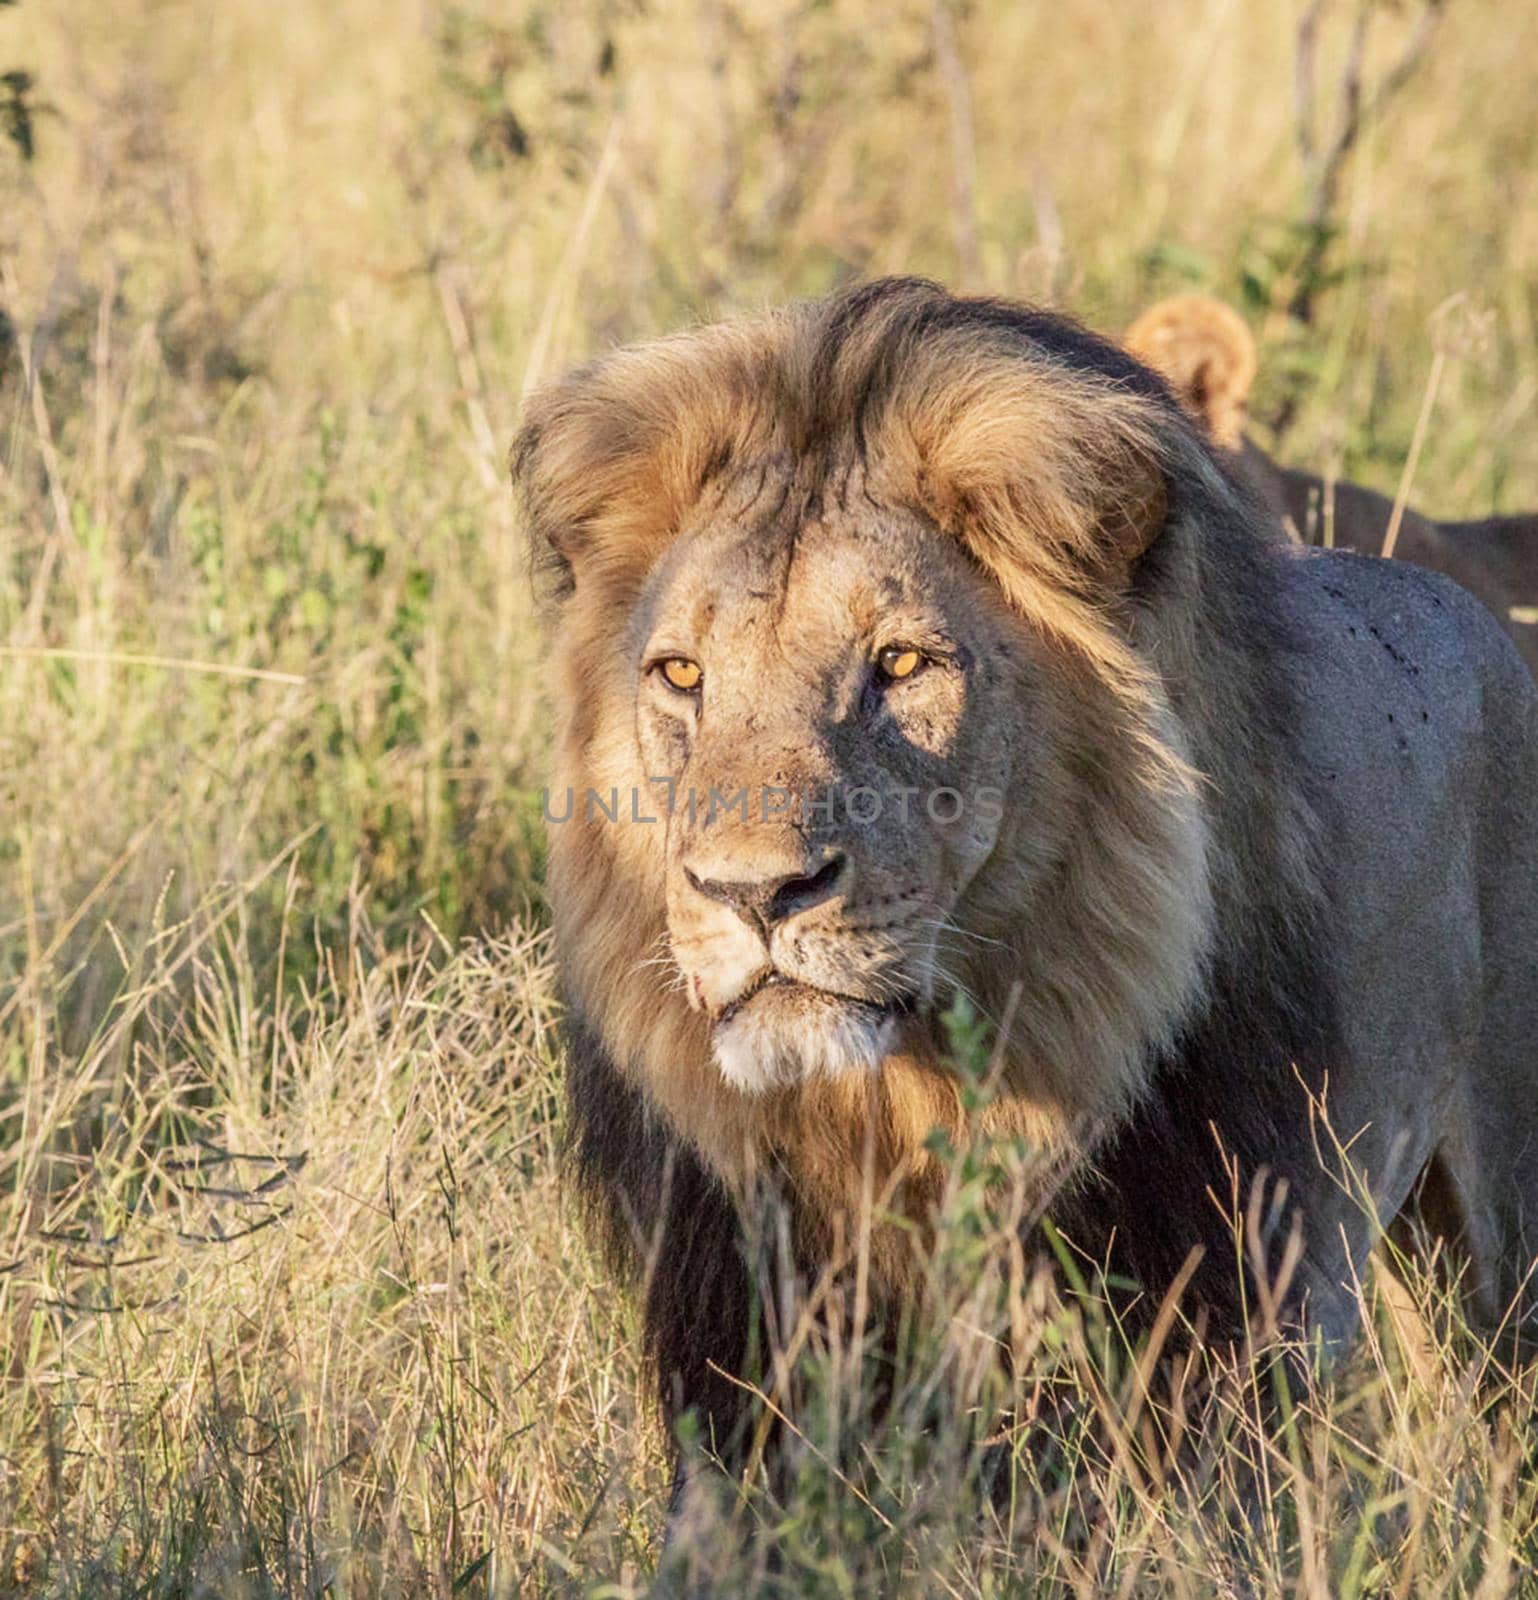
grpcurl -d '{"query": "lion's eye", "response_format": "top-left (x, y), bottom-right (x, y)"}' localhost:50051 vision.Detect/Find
top-left (658, 657), bottom-right (702, 693)
top-left (877, 646), bottom-right (924, 682)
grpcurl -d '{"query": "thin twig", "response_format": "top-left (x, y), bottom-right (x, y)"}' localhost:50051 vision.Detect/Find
top-left (1292, 0), bottom-right (1446, 266)
top-left (0, 798), bottom-right (176, 1037)
top-left (706, 1360), bottom-right (895, 1529)
top-left (0, 261), bottom-right (78, 562)
top-left (1304, 3), bottom-right (1371, 228)
top-left (435, 267), bottom-right (500, 492)
top-left (930, 0), bottom-right (982, 290)
top-left (1364, 0), bottom-right (1446, 125)
top-left (1382, 345), bottom-right (1446, 560)
top-left (0, 646), bottom-right (306, 686)
top-left (1294, 0), bottom-right (1324, 168)
top-left (520, 119), bottom-right (622, 400)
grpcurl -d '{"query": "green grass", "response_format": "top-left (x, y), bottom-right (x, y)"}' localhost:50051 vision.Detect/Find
top-left (2, 0), bottom-right (1538, 1592)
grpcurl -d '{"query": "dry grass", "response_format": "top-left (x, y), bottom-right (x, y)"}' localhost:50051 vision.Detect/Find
top-left (2, 0), bottom-right (1537, 1593)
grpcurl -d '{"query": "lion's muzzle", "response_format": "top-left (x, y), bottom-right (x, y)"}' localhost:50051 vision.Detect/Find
top-left (683, 849), bottom-right (848, 940)
top-left (670, 834), bottom-right (928, 1092)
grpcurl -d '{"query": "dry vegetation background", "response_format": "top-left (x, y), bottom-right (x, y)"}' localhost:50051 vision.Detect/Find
top-left (2, 0), bottom-right (1537, 1594)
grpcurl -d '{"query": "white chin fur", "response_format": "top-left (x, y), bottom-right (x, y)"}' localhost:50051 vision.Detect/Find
top-left (712, 1003), bottom-right (896, 1094)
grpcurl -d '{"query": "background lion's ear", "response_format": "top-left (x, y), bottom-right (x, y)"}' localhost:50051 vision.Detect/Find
top-left (1123, 295), bottom-right (1257, 451)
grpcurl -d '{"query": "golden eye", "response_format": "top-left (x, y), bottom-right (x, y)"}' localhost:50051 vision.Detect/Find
top-left (878, 646), bottom-right (923, 682)
top-left (659, 657), bottom-right (702, 692)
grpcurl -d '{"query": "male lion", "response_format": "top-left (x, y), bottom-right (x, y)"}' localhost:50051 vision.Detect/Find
top-left (514, 278), bottom-right (1538, 1517)
top-left (1124, 293), bottom-right (1538, 676)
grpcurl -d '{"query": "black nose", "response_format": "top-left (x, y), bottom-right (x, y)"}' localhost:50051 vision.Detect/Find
top-left (685, 853), bottom-right (848, 934)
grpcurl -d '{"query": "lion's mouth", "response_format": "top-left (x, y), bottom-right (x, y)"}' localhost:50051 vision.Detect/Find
top-left (713, 970), bottom-right (919, 1029)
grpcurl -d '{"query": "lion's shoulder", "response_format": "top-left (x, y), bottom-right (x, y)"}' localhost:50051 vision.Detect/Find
top-left (1279, 547), bottom-right (1536, 898)
top-left (1288, 542), bottom-right (1527, 689)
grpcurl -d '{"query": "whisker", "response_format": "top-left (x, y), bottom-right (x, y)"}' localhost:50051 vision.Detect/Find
top-left (915, 917), bottom-right (1008, 951)
top-left (927, 957), bottom-right (1004, 1032)
top-left (633, 931), bottom-right (691, 995)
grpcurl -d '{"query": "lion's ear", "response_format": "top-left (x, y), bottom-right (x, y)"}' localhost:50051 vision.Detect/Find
top-left (888, 357), bottom-right (1172, 602)
top-left (1094, 451), bottom-right (1169, 580)
top-left (1123, 295), bottom-right (1257, 451)
top-left (513, 331), bottom-right (773, 600)
top-left (512, 378), bottom-right (684, 600)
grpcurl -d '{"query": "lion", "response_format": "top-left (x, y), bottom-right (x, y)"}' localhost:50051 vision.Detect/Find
top-left (513, 277), bottom-right (1538, 1518)
top-left (1124, 293), bottom-right (1538, 676)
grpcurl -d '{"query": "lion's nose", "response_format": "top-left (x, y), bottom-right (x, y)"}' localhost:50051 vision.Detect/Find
top-left (684, 852), bottom-right (848, 936)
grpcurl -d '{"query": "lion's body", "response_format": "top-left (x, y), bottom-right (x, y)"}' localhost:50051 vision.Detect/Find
top-left (1125, 294), bottom-right (1538, 675)
top-left (1045, 546), bottom-right (1538, 1356)
top-left (1230, 549), bottom-right (1538, 1337)
top-left (515, 280), bottom-right (1538, 1481)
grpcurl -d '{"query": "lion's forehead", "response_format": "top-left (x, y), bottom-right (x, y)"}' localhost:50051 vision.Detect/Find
top-left (648, 495), bottom-right (972, 666)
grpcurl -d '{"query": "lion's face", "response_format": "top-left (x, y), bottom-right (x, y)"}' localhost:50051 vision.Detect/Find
top-left (521, 279), bottom-right (1218, 1189)
top-left (637, 470), bottom-right (1027, 1092)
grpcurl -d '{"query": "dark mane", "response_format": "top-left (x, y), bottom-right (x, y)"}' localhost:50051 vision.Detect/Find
top-left (800, 274), bottom-right (1183, 426)
top-left (563, 1010), bottom-right (758, 1440)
